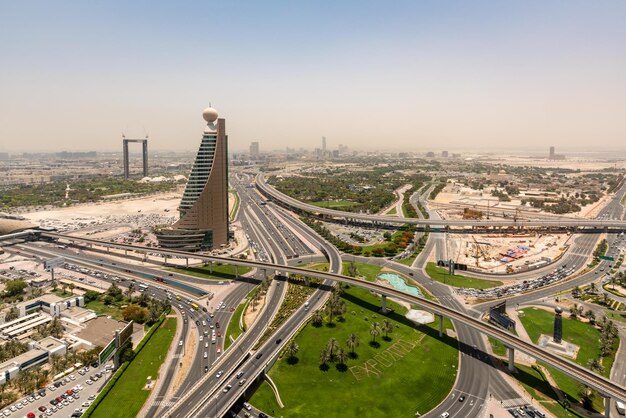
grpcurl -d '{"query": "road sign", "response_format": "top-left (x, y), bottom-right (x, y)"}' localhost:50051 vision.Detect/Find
top-left (99, 339), bottom-right (116, 365)
top-left (44, 257), bottom-right (65, 270)
top-left (599, 255), bottom-right (615, 261)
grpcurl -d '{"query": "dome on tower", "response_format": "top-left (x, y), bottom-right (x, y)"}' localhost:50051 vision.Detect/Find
top-left (202, 106), bottom-right (218, 123)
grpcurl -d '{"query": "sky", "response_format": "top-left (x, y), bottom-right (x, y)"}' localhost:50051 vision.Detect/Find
top-left (1, 1), bottom-right (626, 154)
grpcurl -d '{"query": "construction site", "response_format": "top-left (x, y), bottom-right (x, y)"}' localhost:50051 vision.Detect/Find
top-left (444, 232), bottom-right (571, 274)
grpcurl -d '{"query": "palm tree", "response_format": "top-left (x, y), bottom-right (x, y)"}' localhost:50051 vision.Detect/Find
top-left (68, 283), bottom-right (75, 295)
top-left (370, 322), bottom-right (381, 343)
top-left (285, 341), bottom-right (299, 359)
top-left (312, 310), bottom-right (323, 327)
top-left (589, 282), bottom-right (597, 294)
top-left (125, 283), bottom-right (135, 301)
top-left (336, 347), bottom-right (348, 366)
top-left (585, 309), bottom-right (596, 324)
top-left (610, 275), bottom-right (617, 290)
top-left (382, 319), bottom-right (393, 339)
top-left (570, 304), bottom-right (579, 320)
top-left (346, 333), bottom-right (360, 355)
top-left (326, 338), bottom-right (339, 358)
top-left (61, 283), bottom-right (68, 295)
top-left (587, 358), bottom-right (605, 375)
top-left (319, 347), bottom-right (330, 367)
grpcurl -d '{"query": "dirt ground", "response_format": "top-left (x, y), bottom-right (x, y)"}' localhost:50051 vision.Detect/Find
top-left (171, 329), bottom-right (197, 393)
top-left (243, 291), bottom-right (268, 329)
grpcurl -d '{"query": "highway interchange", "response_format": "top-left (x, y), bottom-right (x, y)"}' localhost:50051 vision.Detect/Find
top-left (2, 172), bottom-right (626, 417)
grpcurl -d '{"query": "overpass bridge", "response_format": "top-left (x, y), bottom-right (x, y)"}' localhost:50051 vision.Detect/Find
top-left (33, 231), bottom-right (626, 411)
top-left (256, 173), bottom-right (626, 231)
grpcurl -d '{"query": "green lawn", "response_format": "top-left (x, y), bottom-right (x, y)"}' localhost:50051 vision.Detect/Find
top-left (517, 307), bottom-right (617, 414)
top-left (225, 299), bottom-right (247, 350)
top-left (250, 285), bottom-right (458, 418)
top-left (172, 263), bottom-right (252, 280)
top-left (311, 199), bottom-right (356, 209)
top-left (425, 262), bottom-right (503, 289)
top-left (229, 190), bottom-right (240, 221)
top-left (342, 262), bottom-right (382, 282)
top-left (84, 299), bottom-right (125, 321)
top-left (489, 337), bottom-right (508, 356)
top-left (90, 317), bottom-right (177, 418)
top-left (387, 207), bottom-right (397, 215)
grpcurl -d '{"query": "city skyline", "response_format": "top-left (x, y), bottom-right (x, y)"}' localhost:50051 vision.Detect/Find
top-left (2, 1), bottom-right (626, 153)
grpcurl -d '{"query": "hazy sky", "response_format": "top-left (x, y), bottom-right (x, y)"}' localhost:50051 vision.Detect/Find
top-left (1, 1), bottom-right (626, 153)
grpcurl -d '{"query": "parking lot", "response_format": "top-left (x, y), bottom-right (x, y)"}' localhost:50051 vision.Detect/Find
top-left (2, 362), bottom-right (114, 418)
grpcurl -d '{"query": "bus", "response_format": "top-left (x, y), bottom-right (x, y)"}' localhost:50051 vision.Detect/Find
top-left (191, 303), bottom-right (199, 311)
top-left (138, 283), bottom-right (149, 292)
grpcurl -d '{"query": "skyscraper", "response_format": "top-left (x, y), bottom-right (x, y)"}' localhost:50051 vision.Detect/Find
top-left (250, 141), bottom-right (259, 159)
top-left (549, 146), bottom-right (555, 159)
top-left (156, 106), bottom-right (229, 251)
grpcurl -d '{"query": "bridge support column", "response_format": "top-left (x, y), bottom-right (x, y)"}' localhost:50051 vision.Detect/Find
top-left (508, 348), bottom-right (515, 372)
top-left (261, 269), bottom-right (266, 279)
top-left (124, 249), bottom-right (127, 256)
top-left (185, 258), bottom-right (189, 268)
top-left (209, 261), bottom-right (213, 274)
top-left (163, 256), bottom-right (168, 265)
top-left (438, 315), bottom-right (443, 337)
top-left (106, 245), bottom-right (109, 253)
top-left (605, 397), bottom-right (611, 418)
top-left (235, 266), bottom-right (239, 278)
top-left (143, 253), bottom-right (147, 262)
top-left (381, 295), bottom-right (388, 314)
top-left (304, 277), bottom-right (310, 286)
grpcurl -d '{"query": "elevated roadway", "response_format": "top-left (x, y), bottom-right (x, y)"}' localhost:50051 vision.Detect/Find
top-left (35, 232), bottom-right (626, 407)
top-left (256, 173), bottom-right (626, 230)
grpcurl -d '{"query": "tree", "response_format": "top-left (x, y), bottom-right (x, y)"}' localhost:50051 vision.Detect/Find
top-left (5, 306), bottom-right (19, 321)
top-left (312, 310), bottom-right (323, 327)
top-left (107, 282), bottom-right (123, 300)
top-left (285, 341), bottom-right (299, 360)
top-left (125, 283), bottom-right (135, 301)
top-left (122, 304), bottom-right (147, 323)
top-left (569, 304), bottom-right (579, 320)
top-left (49, 317), bottom-right (64, 338)
top-left (326, 338), bottom-right (339, 358)
top-left (61, 283), bottom-right (68, 295)
top-left (585, 309), bottom-right (596, 324)
top-left (137, 292), bottom-right (150, 307)
top-left (346, 333), bottom-right (360, 355)
top-left (589, 282), bottom-right (597, 294)
top-left (83, 290), bottom-right (100, 303)
top-left (370, 322), bottom-right (381, 343)
top-left (336, 348), bottom-right (348, 367)
top-left (5, 279), bottom-right (27, 297)
top-left (319, 347), bottom-right (330, 368)
top-left (382, 319), bottom-right (393, 340)
top-left (147, 301), bottom-right (161, 325)
top-left (68, 283), bottom-right (75, 296)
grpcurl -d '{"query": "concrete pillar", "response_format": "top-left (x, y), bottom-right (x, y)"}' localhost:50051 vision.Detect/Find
top-left (508, 347), bottom-right (515, 372)
top-left (124, 249), bottom-right (127, 256)
top-left (262, 269), bottom-right (266, 279)
top-left (164, 256), bottom-right (168, 265)
top-left (106, 246), bottom-right (110, 253)
top-left (209, 262), bottom-right (213, 274)
top-left (381, 295), bottom-right (388, 314)
top-left (143, 253), bottom-right (147, 262)
top-left (185, 258), bottom-right (189, 268)
top-left (235, 266), bottom-right (239, 278)
top-left (438, 315), bottom-right (443, 337)
top-left (304, 277), bottom-right (310, 286)
top-left (605, 397), bottom-right (611, 418)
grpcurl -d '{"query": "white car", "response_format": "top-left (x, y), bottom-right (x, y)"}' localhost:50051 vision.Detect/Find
top-left (199, 336), bottom-right (203, 342)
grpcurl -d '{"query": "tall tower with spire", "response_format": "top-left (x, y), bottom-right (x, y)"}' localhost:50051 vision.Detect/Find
top-left (156, 105), bottom-right (229, 250)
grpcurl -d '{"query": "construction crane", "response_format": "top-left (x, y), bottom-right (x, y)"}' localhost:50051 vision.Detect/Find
top-left (472, 236), bottom-right (489, 267)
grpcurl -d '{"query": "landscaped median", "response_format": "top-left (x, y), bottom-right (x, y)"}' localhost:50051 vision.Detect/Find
top-left (249, 285), bottom-right (458, 418)
top-left (83, 314), bottom-right (177, 418)
top-left (225, 294), bottom-right (251, 350)
top-left (425, 262), bottom-right (503, 289)
top-left (171, 263), bottom-right (252, 280)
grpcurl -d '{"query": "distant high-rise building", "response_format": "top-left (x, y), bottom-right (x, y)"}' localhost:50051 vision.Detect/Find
top-left (442, 151), bottom-right (449, 158)
top-left (0, 152), bottom-right (9, 160)
top-left (322, 136), bottom-right (326, 153)
top-left (426, 151), bottom-right (435, 158)
top-left (156, 106), bottom-right (228, 251)
top-left (549, 146), bottom-right (555, 159)
top-left (249, 142), bottom-right (259, 159)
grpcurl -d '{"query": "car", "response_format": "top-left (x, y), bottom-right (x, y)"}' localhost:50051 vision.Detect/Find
top-left (203, 352), bottom-right (208, 359)
top-left (440, 413), bottom-right (449, 418)
top-left (204, 366), bottom-right (209, 373)
top-left (88, 395), bottom-right (96, 401)
top-left (243, 402), bottom-right (252, 411)
top-left (27, 413), bottom-right (35, 418)
top-left (195, 320), bottom-right (200, 326)
top-left (39, 406), bottom-right (47, 412)
top-left (179, 340), bottom-right (183, 346)
top-left (215, 322), bottom-right (220, 328)
top-left (255, 352), bottom-right (263, 359)
top-left (217, 347), bottom-right (221, 353)
top-left (86, 380), bottom-right (93, 385)
top-left (238, 379), bottom-right (247, 386)
top-left (458, 395), bottom-right (465, 402)
top-left (215, 370), bottom-right (224, 378)
top-left (222, 384), bottom-right (232, 393)
top-left (217, 332), bottom-right (221, 338)
top-left (49, 400), bottom-right (57, 406)
top-left (199, 336), bottom-right (203, 342)
top-left (236, 371), bottom-right (245, 379)
top-left (2, 410), bottom-right (9, 417)
top-left (275, 338), bottom-right (282, 344)
top-left (259, 413), bottom-right (269, 418)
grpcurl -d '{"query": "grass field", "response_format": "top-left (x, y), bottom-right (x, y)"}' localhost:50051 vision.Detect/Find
top-left (249, 285), bottom-right (458, 418)
top-left (387, 207), bottom-right (397, 215)
top-left (172, 263), bottom-right (252, 280)
top-left (518, 307), bottom-right (616, 413)
top-left (311, 199), bottom-right (356, 209)
top-left (90, 317), bottom-right (177, 418)
top-left (342, 261), bottom-right (382, 282)
top-left (84, 299), bottom-right (124, 321)
top-left (425, 262), bottom-right (503, 289)
top-left (489, 337), bottom-right (508, 356)
top-left (225, 299), bottom-right (247, 350)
